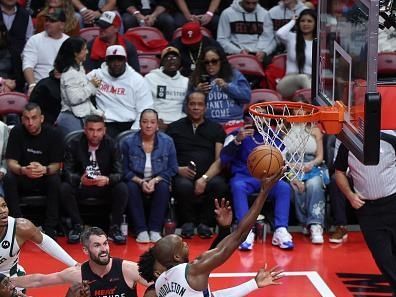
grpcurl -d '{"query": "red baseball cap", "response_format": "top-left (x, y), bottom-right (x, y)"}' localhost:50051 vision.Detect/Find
top-left (181, 22), bottom-right (203, 45)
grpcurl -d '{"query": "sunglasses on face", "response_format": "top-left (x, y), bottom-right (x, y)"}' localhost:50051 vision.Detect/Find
top-left (45, 17), bottom-right (59, 23)
top-left (204, 59), bottom-right (220, 66)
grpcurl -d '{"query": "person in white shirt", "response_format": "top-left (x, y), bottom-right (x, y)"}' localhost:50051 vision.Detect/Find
top-left (275, 9), bottom-right (316, 98)
top-left (144, 46), bottom-right (187, 131)
top-left (22, 8), bottom-right (69, 95)
top-left (87, 45), bottom-right (153, 138)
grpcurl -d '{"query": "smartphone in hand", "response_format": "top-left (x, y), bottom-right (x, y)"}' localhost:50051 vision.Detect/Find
top-left (187, 161), bottom-right (196, 172)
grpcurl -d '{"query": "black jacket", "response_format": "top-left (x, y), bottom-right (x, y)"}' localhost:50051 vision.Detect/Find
top-left (29, 70), bottom-right (60, 125)
top-left (63, 133), bottom-right (123, 187)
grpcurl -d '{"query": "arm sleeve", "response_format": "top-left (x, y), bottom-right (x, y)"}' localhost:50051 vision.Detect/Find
top-left (212, 279), bottom-right (258, 297)
top-left (36, 233), bottom-right (78, 267)
top-left (276, 19), bottom-right (295, 44)
top-left (334, 143), bottom-right (349, 172)
top-left (131, 79), bottom-right (154, 130)
top-left (22, 37), bottom-right (38, 71)
top-left (258, 12), bottom-right (277, 55)
top-left (217, 12), bottom-right (241, 54)
top-left (223, 71), bottom-right (251, 104)
top-left (61, 70), bottom-right (97, 106)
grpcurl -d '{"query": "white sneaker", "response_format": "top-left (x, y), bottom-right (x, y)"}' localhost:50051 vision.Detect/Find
top-left (272, 227), bottom-right (294, 249)
top-left (136, 231), bottom-right (150, 243)
top-left (239, 230), bottom-right (255, 251)
top-left (310, 224), bottom-right (324, 244)
top-left (149, 231), bottom-right (162, 243)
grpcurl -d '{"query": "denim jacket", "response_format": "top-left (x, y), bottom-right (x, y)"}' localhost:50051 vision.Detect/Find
top-left (122, 131), bottom-right (178, 184)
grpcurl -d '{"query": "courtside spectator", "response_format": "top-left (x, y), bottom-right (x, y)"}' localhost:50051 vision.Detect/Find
top-left (275, 9), bottom-right (316, 98)
top-left (170, 21), bottom-right (223, 77)
top-left (22, 8), bottom-right (68, 95)
top-left (118, 0), bottom-right (175, 41)
top-left (144, 46), bottom-right (187, 131)
top-left (217, 0), bottom-right (276, 65)
top-left (84, 11), bottom-right (140, 73)
top-left (122, 109), bottom-right (178, 243)
top-left (188, 46), bottom-right (251, 133)
top-left (173, 0), bottom-right (220, 38)
top-left (87, 45), bottom-right (153, 137)
top-left (4, 103), bottom-right (63, 239)
top-left (220, 123), bottom-right (294, 251)
top-left (166, 91), bottom-right (228, 239)
top-left (55, 37), bottom-right (103, 136)
top-left (0, 0), bottom-right (34, 91)
top-left (35, 0), bottom-right (80, 36)
top-left (61, 115), bottom-right (128, 245)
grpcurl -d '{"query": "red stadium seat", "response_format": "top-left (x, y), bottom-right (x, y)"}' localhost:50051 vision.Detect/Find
top-left (79, 27), bottom-right (100, 43)
top-left (138, 55), bottom-right (160, 76)
top-left (244, 89), bottom-right (283, 113)
top-left (292, 88), bottom-right (312, 103)
top-left (172, 26), bottom-right (212, 40)
top-left (0, 92), bottom-right (28, 116)
top-left (271, 53), bottom-right (287, 77)
top-left (378, 52), bottom-right (396, 77)
top-left (227, 54), bottom-right (266, 77)
top-left (126, 26), bottom-right (165, 42)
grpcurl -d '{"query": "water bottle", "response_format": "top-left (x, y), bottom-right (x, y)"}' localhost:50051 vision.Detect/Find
top-left (164, 198), bottom-right (176, 235)
top-left (120, 214), bottom-right (128, 237)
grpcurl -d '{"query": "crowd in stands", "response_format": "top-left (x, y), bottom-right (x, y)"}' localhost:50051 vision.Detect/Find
top-left (0, 0), bottom-right (369, 251)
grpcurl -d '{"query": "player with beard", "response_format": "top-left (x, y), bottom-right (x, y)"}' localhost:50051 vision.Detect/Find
top-left (11, 227), bottom-right (150, 296)
top-left (0, 273), bottom-right (27, 297)
top-left (147, 170), bottom-right (285, 297)
top-left (0, 197), bottom-right (77, 279)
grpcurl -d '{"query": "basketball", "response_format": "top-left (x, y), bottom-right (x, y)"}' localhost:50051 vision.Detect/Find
top-left (247, 145), bottom-right (284, 179)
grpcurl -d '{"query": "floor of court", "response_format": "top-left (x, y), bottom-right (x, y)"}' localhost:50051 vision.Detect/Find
top-left (21, 231), bottom-right (393, 297)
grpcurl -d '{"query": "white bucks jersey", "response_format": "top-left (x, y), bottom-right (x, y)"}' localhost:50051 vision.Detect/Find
top-left (155, 263), bottom-right (211, 297)
top-left (0, 217), bottom-right (21, 277)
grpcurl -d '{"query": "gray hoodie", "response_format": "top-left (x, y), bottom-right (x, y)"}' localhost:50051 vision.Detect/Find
top-left (217, 1), bottom-right (276, 55)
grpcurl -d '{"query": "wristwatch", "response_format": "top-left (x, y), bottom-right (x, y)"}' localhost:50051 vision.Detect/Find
top-left (202, 174), bottom-right (209, 182)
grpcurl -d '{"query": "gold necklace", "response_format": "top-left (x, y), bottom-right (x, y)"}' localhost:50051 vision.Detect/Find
top-left (188, 42), bottom-right (203, 71)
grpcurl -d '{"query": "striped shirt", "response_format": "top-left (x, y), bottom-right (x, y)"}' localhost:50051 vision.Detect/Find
top-left (334, 130), bottom-right (396, 200)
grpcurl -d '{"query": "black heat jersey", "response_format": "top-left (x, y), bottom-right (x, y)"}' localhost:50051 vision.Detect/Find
top-left (81, 257), bottom-right (137, 297)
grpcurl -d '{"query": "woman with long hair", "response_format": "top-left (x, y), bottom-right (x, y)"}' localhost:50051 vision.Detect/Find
top-left (122, 109), bottom-right (178, 244)
top-left (35, 0), bottom-right (80, 36)
top-left (276, 9), bottom-right (317, 98)
top-left (55, 36), bottom-right (102, 135)
top-left (188, 46), bottom-right (251, 133)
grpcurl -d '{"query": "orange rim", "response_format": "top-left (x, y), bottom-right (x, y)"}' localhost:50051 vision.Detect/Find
top-left (248, 101), bottom-right (345, 135)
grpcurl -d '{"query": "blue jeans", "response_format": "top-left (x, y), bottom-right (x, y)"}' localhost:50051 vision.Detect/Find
top-left (293, 175), bottom-right (325, 226)
top-left (230, 174), bottom-right (291, 229)
top-left (56, 111), bottom-right (84, 137)
top-left (126, 180), bottom-right (170, 233)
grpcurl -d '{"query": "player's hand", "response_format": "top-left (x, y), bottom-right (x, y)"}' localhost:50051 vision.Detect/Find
top-left (214, 198), bottom-right (232, 228)
top-left (260, 167), bottom-right (286, 192)
top-left (235, 124), bottom-right (254, 142)
top-left (347, 192), bottom-right (365, 209)
top-left (255, 263), bottom-right (284, 287)
top-left (178, 166), bottom-right (196, 179)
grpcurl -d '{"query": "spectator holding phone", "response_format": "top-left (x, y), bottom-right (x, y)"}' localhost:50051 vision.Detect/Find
top-left (188, 46), bottom-right (251, 134)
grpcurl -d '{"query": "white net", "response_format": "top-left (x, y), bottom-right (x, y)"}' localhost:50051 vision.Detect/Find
top-left (249, 103), bottom-right (317, 181)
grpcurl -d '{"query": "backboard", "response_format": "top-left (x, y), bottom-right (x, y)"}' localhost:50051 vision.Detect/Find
top-left (313, 0), bottom-right (381, 164)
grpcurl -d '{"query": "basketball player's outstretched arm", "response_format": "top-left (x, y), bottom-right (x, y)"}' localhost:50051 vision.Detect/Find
top-left (16, 218), bottom-right (78, 266)
top-left (188, 168), bottom-right (284, 290)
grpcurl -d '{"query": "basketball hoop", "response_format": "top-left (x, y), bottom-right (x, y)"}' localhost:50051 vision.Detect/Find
top-left (249, 101), bottom-right (344, 181)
